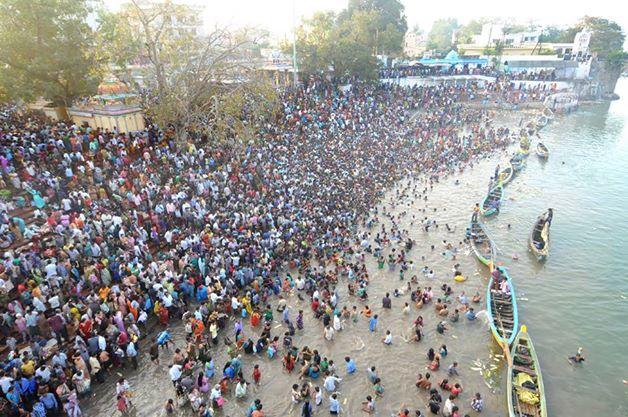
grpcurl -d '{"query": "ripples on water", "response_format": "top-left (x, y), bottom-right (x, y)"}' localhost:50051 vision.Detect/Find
top-left (85, 80), bottom-right (628, 417)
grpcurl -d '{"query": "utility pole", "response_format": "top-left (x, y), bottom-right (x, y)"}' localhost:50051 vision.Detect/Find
top-left (292, 0), bottom-right (298, 89)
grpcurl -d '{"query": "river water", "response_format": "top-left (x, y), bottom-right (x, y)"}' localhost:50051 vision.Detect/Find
top-left (85, 79), bottom-right (628, 417)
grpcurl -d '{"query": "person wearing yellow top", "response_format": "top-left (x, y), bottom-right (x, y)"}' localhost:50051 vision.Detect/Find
top-left (21, 358), bottom-right (35, 376)
top-left (69, 306), bottom-right (81, 323)
top-left (99, 286), bottom-right (110, 301)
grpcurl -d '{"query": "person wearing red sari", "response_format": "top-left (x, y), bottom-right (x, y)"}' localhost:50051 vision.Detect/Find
top-left (250, 311), bottom-right (260, 327)
top-left (158, 305), bottom-right (169, 326)
top-left (78, 317), bottom-right (92, 339)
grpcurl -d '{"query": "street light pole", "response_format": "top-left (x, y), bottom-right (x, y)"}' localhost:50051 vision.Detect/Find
top-left (292, 0), bottom-right (298, 88)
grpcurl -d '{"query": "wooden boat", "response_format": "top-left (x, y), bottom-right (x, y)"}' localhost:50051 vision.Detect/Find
top-left (480, 182), bottom-right (503, 217)
top-left (536, 115), bottom-right (548, 128)
top-left (524, 121), bottom-right (536, 136)
top-left (536, 143), bottom-right (549, 159)
top-left (529, 209), bottom-right (553, 261)
top-left (519, 135), bottom-right (531, 153)
top-left (507, 326), bottom-right (547, 417)
top-left (468, 213), bottom-right (496, 267)
top-left (486, 265), bottom-right (519, 346)
top-left (498, 164), bottom-right (514, 185)
top-left (510, 154), bottom-right (525, 172)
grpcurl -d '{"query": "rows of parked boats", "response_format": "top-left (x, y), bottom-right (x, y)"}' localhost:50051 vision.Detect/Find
top-left (466, 108), bottom-right (555, 417)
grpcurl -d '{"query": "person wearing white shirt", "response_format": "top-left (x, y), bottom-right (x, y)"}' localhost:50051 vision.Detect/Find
top-left (382, 330), bottom-right (393, 345)
top-left (315, 387), bottom-right (323, 406)
top-left (324, 326), bottom-right (334, 341)
top-left (333, 314), bottom-right (342, 331)
top-left (162, 293), bottom-right (173, 308)
top-left (45, 262), bottom-right (57, 278)
top-left (91, 335), bottom-right (105, 353)
top-left (443, 395), bottom-right (455, 417)
top-left (48, 294), bottom-right (61, 310)
top-left (32, 297), bottom-right (46, 313)
top-left (0, 373), bottom-right (14, 394)
top-left (35, 366), bottom-right (51, 383)
top-left (169, 364), bottom-right (182, 384)
top-left (52, 351), bottom-right (68, 368)
top-left (323, 374), bottom-right (342, 392)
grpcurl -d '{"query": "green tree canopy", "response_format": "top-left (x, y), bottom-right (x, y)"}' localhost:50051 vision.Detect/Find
top-left (456, 19), bottom-right (487, 44)
top-left (108, 0), bottom-right (278, 140)
top-left (538, 26), bottom-right (571, 43)
top-left (553, 17), bottom-right (625, 57)
top-left (291, 11), bottom-right (337, 75)
top-left (427, 18), bottom-right (459, 52)
top-left (290, 10), bottom-right (380, 79)
top-left (581, 16), bottom-right (625, 57)
top-left (346, 0), bottom-right (407, 54)
top-left (0, 0), bottom-right (103, 109)
top-left (331, 10), bottom-right (379, 78)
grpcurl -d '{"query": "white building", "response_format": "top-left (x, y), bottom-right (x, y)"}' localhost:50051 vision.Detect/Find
top-left (404, 32), bottom-right (427, 57)
top-left (572, 29), bottom-right (592, 57)
top-left (121, 0), bottom-right (205, 38)
top-left (475, 23), bottom-right (541, 47)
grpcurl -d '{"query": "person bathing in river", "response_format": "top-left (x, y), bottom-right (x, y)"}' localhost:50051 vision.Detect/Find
top-left (568, 347), bottom-right (585, 364)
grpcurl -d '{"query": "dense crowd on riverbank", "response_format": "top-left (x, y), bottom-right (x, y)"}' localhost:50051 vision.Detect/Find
top-left (0, 78), bottom-right (533, 416)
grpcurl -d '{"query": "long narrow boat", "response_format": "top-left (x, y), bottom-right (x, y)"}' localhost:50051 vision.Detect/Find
top-left (510, 154), bottom-right (525, 172)
top-left (507, 326), bottom-right (547, 417)
top-left (529, 209), bottom-right (553, 261)
top-left (486, 265), bottom-right (519, 346)
top-left (536, 143), bottom-right (549, 159)
top-left (468, 213), bottom-right (496, 267)
top-left (519, 136), bottom-right (531, 154)
top-left (498, 164), bottom-right (514, 185)
top-left (480, 182), bottom-right (503, 217)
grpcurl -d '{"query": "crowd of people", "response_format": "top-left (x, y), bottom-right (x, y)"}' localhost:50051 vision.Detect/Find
top-left (0, 76), bottom-right (538, 416)
top-left (506, 69), bottom-right (557, 82)
top-left (379, 65), bottom-right (498, 80)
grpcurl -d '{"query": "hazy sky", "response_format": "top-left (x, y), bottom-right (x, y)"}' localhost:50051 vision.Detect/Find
top-left (104, 0), bottom-right (625, 43)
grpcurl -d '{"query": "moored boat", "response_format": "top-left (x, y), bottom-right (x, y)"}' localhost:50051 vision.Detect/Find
top-left (486, 265), bottom-right (519, 346)
top-left (510, 154), bottom-right (525, 172)
top-left (507, 326), bottom-right (547, 417)
top-left (480, 182), bottom-right (503, 217)
top-left (468, 213), bottom-right (496, 267)
top-left (519, 135), bottom-right (531, 153)
top-left (498, 164), bottom-right (514, 185)
top-left (529, 209), bottom-right (553, 261)
top-left (536, 143), bottom-right (549, 159)
top-left (536, 115), bottom-right (548, 128)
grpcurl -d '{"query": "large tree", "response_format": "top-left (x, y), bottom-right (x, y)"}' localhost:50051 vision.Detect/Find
top-left (427, 18), bottom-right (459, 52)
top-left (538, 26), bottom-right (572, 43)
top-left (331, 11), bottom-right (380, 78)
top-left (0, 0), bottom-right (103, 114)
top-left (456, 19), bottom-right (489, 44)
top-left (346, 0), bottom-right (407, 55)
top-left (292, 11), bottom-right (337, 75)
top-left (580, 16), bottom-right (625, 58)
top-left (94, 7), bottom-right (143, 88)
top-left (291, 10), bottom-right (379, 79)
top-left (116, 0), bottom-right (278, 140)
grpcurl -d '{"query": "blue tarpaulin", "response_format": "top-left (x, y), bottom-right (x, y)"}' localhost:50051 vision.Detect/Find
top-left (418, 50), bottom-right (487, 67)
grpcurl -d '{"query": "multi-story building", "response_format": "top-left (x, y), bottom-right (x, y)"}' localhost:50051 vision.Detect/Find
top-left (120, 0), bottom-right (205, 38)
top-left (404, 32), bottom-right (427, 58)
